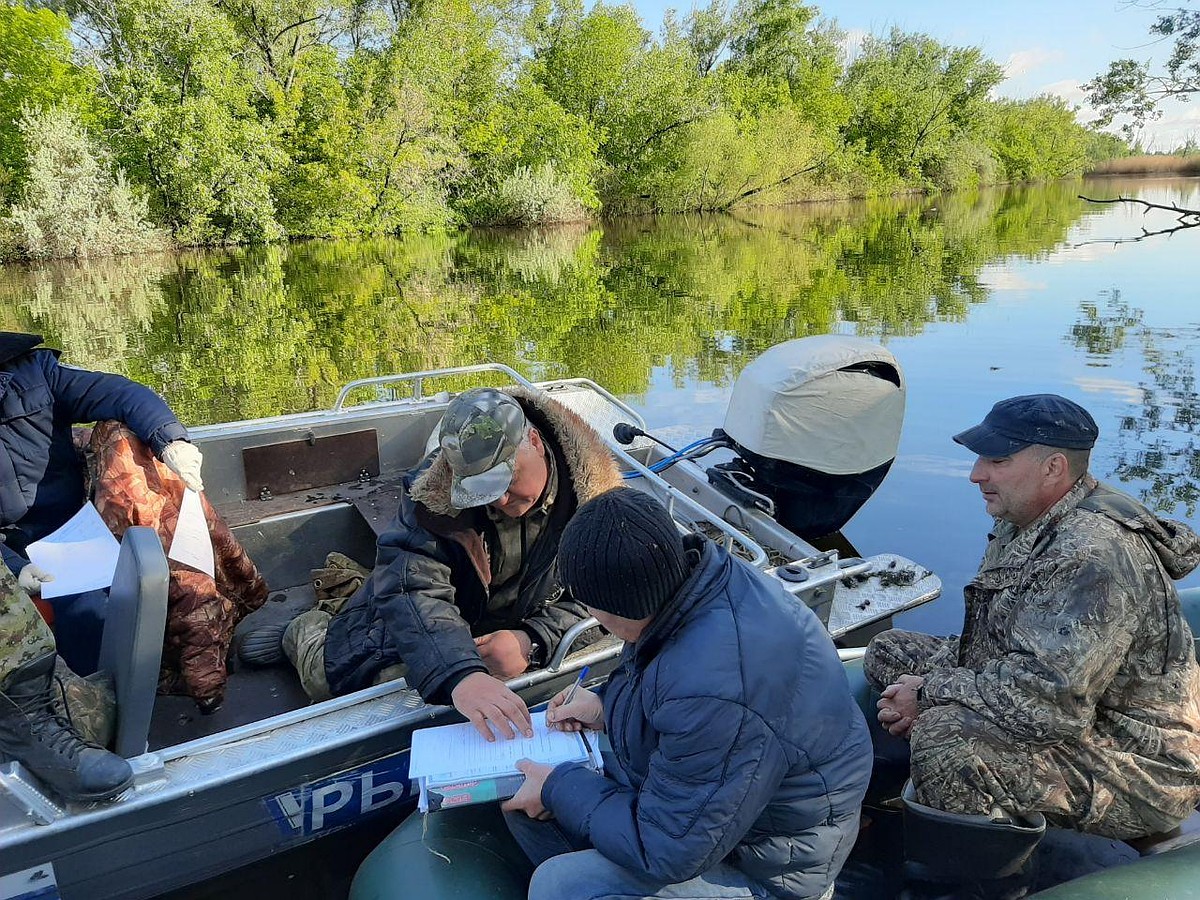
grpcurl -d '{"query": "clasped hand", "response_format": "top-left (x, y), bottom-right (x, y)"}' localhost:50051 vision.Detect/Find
top-left (876, 674), bottom-right (923, 739)
top-left (474, 629), bottom-right (531, 679)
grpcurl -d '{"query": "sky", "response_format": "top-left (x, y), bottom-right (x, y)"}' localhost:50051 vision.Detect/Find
top-left (625, 0), bottom-right (1199, 149)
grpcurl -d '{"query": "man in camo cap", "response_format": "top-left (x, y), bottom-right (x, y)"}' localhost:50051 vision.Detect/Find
top-left (244, 386), bottom-right (622, 741)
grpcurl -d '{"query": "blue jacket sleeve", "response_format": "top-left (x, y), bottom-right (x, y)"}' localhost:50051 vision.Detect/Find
top-left (45, 356), bottom-right (188, 456)
top-left (542, 695), bottom-right (789, 884)
top-left (2, 541), bottom-right (28, 576)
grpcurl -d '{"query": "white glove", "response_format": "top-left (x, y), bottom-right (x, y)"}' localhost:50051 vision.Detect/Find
top-left (161, 440), bottom-right (205, 493)
top-left (18, 563), bottom-right (54, 596)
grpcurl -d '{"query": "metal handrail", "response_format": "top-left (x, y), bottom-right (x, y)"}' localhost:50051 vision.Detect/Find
top-left (612, 443), bottom-right (769, 568)
top-left (547, 616), bottom-right (601, 672)
top-left (558, 379), bottom-right (769, 568)
top-left (332, 364), bottom-right (536, 413)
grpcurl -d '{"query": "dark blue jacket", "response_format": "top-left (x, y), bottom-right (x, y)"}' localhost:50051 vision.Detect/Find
top-left (0, 336), bottom-right (188, 574)
top-left (542, 538), bottom-right (872, 900)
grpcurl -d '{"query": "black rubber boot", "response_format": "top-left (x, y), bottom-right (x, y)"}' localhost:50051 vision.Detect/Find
top-left (900, 780), bottom-right (1045, 900)
top-left (0, 653), bottom-right (134, 803)
top-left (236, 593), bottom-right (314, 667)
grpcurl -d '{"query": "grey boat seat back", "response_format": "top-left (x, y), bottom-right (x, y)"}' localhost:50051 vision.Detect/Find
top-left (98, 526), bottom-right (170, 759)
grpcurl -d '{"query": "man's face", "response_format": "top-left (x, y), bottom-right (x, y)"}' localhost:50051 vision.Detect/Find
top-left (969, 445), bottom-right (1061, 528)
top-left (586, 606), bottom-right (653, 644)
top-left (488, 429), bottom-right (549, 519)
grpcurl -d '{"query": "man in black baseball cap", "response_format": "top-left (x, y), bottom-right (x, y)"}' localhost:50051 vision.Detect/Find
top-left (952, 393), bottom-right (1098, 458)
top-left (863, 392), bottom-right (1200, 894)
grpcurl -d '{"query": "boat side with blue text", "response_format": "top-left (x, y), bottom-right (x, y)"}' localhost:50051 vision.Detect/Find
top-left (0, 339), bottom-right (942, 900)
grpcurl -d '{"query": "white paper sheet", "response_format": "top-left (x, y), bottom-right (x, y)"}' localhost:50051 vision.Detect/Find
top-left (25, 503), bottom-right (121, 599)
top-left (409, 711), bottom-right (592, 782)
top-left (168, 488), bottom-right (215, 578)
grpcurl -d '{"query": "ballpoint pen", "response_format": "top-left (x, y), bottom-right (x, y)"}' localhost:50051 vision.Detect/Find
top-left (562, 665), bottom-right (590, 708)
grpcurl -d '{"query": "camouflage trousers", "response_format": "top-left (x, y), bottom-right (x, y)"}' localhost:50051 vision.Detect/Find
top-left (865, 630), bottom-right (1186, 839)
top-left (284, 557), bottom-right (405, 702)
top-left (0, 567), bottom-right (55, 684)
top-left (0, 567), bottom-right (115, 746)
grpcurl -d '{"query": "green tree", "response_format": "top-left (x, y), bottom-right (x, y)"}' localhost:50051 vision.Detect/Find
top-left (2, 106), bottom-right (167, 260)
top-left (532, 3), bottom-right (711, 210)
top-left (0, 3), bottom-right (96, 201)
top-left (1086, 1), bottom-right (1200, 134)
top-left (75, 0), bottom-right (285, 243)
top-left (988, 96), bottom-right (1089, 182)
top-left (843, 30), bottom-right (1003, 188)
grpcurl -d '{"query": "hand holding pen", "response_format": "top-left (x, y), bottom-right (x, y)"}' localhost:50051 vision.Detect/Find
top-left (546, 666), bottom-right (605, 733)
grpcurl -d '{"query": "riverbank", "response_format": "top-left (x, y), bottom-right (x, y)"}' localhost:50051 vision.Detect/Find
top-left (1087, 155), bottom-right (1200, 176)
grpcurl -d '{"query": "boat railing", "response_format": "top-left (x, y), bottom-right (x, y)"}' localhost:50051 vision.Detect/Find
top-left (332, 364), bottom-right (535, 412)
top-left (331, 369), bottom-right (771, 568)
top-left (547, 378), bottom-right (770, 569)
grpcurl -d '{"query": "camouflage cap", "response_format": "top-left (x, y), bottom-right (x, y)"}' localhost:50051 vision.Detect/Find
top-left (438, 388), bottom-right (528, 509)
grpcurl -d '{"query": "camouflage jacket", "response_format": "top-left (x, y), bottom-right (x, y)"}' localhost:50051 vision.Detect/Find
top-left (921, 474), bottom-right (1200, 796)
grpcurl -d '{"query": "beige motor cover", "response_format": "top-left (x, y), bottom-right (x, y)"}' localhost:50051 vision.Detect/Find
top-left (722, 335), bottom-right (905, 475)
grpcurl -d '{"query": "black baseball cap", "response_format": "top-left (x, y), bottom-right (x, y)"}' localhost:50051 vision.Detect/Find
top-left (953, 394), bottom-right (1098, 457)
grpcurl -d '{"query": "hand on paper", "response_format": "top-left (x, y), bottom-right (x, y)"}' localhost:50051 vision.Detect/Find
top-left (451, 671), bottom-right (534, 742)
top-left (17, 563), bottom-right (54, 596)
top-left (474, 629), bottom-right (531, 679)
top-left (547, 686), bottom-right (605, 733)
top-left (877, 674), bottom-right (923, 739)
top-left (500, 759), bottom-right (555, 819)
top-left (161, 441), bottom-right (204, 493)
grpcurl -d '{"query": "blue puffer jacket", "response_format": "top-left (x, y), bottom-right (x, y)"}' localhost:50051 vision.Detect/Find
top-left (0, 335), bottom-right (188, 574)
top-left (542, 538), bottom-right (873, 900)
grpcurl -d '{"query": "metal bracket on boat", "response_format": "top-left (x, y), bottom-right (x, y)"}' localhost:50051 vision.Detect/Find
top-left (332, 364), bottom-right (537, 413)
top-left (0, 762), bottom-right (65, 825)
top-left (546, 617), bottom-right (601, 673)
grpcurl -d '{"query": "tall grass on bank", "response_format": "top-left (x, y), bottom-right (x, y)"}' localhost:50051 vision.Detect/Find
top-left (1087, 155), bottom-right (1200, 176)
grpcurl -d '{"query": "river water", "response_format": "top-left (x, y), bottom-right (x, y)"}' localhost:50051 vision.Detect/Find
top-left (1, 176), bottom-right (1197, 634)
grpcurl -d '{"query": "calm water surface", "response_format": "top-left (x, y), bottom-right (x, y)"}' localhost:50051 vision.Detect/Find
top-left (2, 177), bottom-right (1198, 634)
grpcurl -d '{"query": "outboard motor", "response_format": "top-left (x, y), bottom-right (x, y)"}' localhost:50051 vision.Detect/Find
top-left (710, 335), bottom-right (905, 540)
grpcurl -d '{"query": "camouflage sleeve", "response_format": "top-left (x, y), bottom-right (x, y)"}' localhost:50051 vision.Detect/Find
top-left (920, 532), bottom-right (1142, 746)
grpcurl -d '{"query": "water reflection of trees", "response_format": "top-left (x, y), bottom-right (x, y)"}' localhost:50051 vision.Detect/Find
top-left (0, 180), bottom-right (1098, 425)
top-left (1066, 291), bottom-right (1200, 516)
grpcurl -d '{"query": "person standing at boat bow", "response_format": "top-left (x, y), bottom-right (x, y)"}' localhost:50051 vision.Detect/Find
top-left (501, 488), bottom-right (872, 900)
top-left (868, 395), bottom-right (1200, 857)
top-left (242, 387), bottom-right (621, 741)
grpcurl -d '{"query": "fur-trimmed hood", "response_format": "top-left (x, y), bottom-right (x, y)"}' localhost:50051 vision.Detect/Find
top-left (408, 386), bottom-right (623, 518)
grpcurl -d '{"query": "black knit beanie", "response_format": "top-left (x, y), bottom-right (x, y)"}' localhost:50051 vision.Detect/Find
top-left (558, 488), bottom-right (689, 620)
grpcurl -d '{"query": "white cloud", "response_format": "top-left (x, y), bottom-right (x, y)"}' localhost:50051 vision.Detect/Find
top-left (838, 28), bottom-right (868, 64)
top-left (1004, 48), bottom-right (1063, 79)
top-left (977, 269), bottom-right (1046, 291)
top-left (1072, 377), bottom-right (1144, 404)
top-left (1039, 78), bottom-right (1088, 108)
top-left (895, 454), bottom-right (976, 478)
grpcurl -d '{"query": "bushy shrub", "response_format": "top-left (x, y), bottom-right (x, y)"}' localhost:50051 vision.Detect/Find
top-left (2, 107), bottom-right (167, 260)
top-left (488, 164), bottom-right (587, 226)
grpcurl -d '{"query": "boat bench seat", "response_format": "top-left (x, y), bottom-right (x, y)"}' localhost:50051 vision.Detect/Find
top-left (1123, 809), bottom-right (1200, 856)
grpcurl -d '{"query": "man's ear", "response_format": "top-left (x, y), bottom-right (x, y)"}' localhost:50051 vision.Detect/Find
top-left (528, 426), bottom-right (543, 452)
top-left (1044, 450), bottom-right (1068, 480)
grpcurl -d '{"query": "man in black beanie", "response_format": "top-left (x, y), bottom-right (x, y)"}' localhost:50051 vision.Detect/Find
top-left (502, 487), bottom-right (872, 900)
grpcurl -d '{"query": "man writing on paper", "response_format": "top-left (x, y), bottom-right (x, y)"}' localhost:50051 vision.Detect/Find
top-left (502, 488), bottom-right (872, 900)
top-left (0, 332), bottom-right (268, 715)
top-left (241, 387), bottom-right (622, 742)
